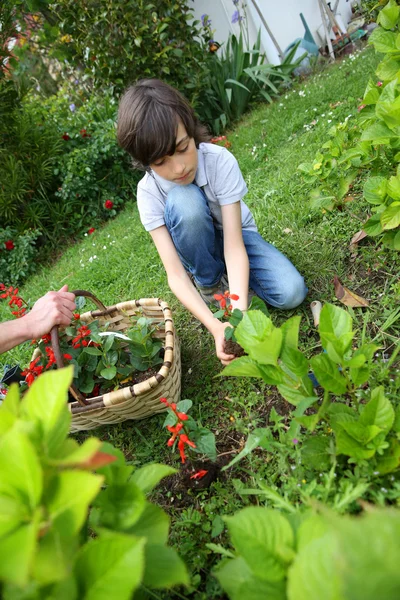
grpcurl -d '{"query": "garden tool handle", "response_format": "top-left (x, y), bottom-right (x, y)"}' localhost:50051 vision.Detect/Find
top-left (50, 290), bottom-right (108, 406)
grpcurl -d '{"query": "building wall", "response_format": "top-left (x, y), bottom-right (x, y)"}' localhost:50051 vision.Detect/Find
top-left (191, 0), bottom-right (356, 64)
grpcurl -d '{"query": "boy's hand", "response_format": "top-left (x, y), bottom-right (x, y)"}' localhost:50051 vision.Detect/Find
top-left (212, 321), bottom-right (235, 365)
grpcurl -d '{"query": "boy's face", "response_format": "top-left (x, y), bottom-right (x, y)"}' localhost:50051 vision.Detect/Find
top-left (150, 120), bottom-right (198, 184)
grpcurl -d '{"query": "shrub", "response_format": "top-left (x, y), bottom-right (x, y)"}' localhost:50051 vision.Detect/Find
top-left (0, 227), bottom-right (40, 284)
top-left (47, 0), bottom-right (210, 101)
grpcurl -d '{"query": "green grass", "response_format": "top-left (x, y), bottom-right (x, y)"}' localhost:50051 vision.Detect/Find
top-left (2, 44), bottom-right (400, 599)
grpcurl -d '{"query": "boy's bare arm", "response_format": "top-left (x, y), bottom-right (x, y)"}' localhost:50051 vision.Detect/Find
top-left (220, 202), bottom-right (250, 311)
top-left (0, 286), bottom-right (76, 354)
top-left (150, 226), bottom-right (234, 364)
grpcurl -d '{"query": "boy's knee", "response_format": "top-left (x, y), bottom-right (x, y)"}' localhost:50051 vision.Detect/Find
top-left (166, 185), bottom-right (206, 227)
top-left (277, 277), bottom-right (308, 310)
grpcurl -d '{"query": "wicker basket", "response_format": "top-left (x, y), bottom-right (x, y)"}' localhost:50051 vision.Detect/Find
top-left (47, 290), bottom-right (181, 432)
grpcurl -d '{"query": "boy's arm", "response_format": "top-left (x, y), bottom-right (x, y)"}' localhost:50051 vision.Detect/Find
top-left (0, 286), bottom-right (76, 354)
top-left (220, 202), bottom-right (249, 311)
top-left (150, 226), bottom-right (234, 364)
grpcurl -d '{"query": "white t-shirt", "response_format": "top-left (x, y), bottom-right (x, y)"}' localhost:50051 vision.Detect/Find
top-left (136, 142), bottom-right (257, 233)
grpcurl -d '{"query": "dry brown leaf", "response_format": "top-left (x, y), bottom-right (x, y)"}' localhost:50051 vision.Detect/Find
top-left (350, 230), bottom-right (368, 246)
top-left (333, 275), bottom-right (369, 308)
top-left (283, 228), bottom-right (293, 234)
top-left (343, 195), bottom-right (355, 203)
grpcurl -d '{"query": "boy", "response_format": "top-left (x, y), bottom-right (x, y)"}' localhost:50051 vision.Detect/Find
top-left (117, 79), bottom-right (307, 364)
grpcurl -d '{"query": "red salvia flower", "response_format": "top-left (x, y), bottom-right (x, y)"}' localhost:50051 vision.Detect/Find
top-left (4, 240), bottom-right (14, 250)
top-left (21, 356), bottom-right (44, 386)
top-left (88, 227), bottom-right (95, 235)
top-left (0, 286), bottom-right (17, 299)
top-left (190, 469), bottom-right (208, 480)
top-left (72, 324), bottom-right (91, 348)
top-left (62, 133), bottom-right (70, 141)
top-left (177, 434), bottom-right (196, 464)
top-left (73, 313), bottom-right (80, 320)
top-left (45, 346), bottom-right (57, 369)
top-left (104, 199), bottom-right (114, 209)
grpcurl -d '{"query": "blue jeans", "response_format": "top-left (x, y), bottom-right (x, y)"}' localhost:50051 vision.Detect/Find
top-left (164, 184), bottom-right (307, 310)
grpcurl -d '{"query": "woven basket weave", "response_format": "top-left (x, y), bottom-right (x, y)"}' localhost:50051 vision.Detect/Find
top-left (45, 291), bottom-right (181, 433)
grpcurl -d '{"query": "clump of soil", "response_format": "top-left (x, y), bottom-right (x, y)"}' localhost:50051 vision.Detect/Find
top-left (224, 339), bottom-right (245, 358)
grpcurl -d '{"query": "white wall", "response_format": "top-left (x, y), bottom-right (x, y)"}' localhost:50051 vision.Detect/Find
top-left (191, 0), bottom-right (354, 64)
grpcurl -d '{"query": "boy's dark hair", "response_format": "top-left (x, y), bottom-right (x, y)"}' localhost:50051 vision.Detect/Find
top-left (117, 78), bottom-right (210, 170)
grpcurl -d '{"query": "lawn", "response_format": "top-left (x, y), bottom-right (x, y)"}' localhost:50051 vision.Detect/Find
top-left (1, 44), bottom-right (400, 599)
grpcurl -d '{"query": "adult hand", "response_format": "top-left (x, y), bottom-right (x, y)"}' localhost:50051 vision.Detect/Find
top-left (24, 285), bottom-right (76, 340)
top-left (212, 320), bottom-right (235, 366)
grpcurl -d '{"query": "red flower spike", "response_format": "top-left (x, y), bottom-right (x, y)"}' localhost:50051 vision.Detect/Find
top-left (62, 133), bottom-right (70, 141)
top-left (190, 470), bottom-right (208, 480)
top-left (170, 402), bottom-right (177, 410)
top-left (220, 297), bottom-right (226, 309)
top-left (73, 313), bottom-right (80, 320)
top-left (179, 434), bottom-right (196, 449)
top-left (5, 240), bottom-right (14, 251)
top-left (176, 412), bottom-right (189, 421)
top-left (63, 354), bottom-right (73, 361)
top-left (160, 397), bottom-right (168, 405)
top-left (88, 227), bottom-right (95, 235)
top-left (229, 294), bottom-right (239, 301)
top-left (214, 293), bottom-right (224, 301)
top-left (104, 199), bottom-right (114, 210)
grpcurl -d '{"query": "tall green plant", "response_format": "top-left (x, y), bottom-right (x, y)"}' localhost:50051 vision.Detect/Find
top-left (0, 368), bottom-right (188, 598)
top-left (212, 504), bottom-right (400, 600)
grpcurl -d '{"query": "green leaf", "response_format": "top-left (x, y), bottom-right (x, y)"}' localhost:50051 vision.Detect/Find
top-left (32, 528), bottom-right (77, 585)
top-left (363, 79), bottom-right (380, 105)
top-left (0, 508), bottom-right (41, 587)
top-left (377, 0), bottom-right (400, 30)
top-left (223, 429), bottom-right (271, 470)
top-left (212, 515), bottom-right (225, 537)
top-left (339, 421), bottom-right (382, 444)
top-left (375, 439), bottom-right (400, 474)
top-left (361, 121), bottom-right (396, 143)
top-left (376, 56), bottom-right (400, 81)
top-left (369, 27), bottom-right (397, 53)
top-left (128, 503), bottom-right (169, 544)
top-left (387, 175), bottom-right (400, 200)
top-left (192, 429), bottom-right (217, 461)
top-left (176, 399), bottom-right (192, 413)
top-left (359, 386), bottom-right (395, 432)
top-left (47, 470), bottom-right (103, 536)
top-left (363, 176), bottom-right (388, 205)
top-left (319, 304), bottom-right (353, 357)
top-left (75, 533), bottom-right (145, 600)
top-left (224, 507), bottom-right (294, 582)
top-left (221, 355), bottom-right (280, 382)
top-left (248, 295), bottom-right (270, 316)
top-left (100, 366), bottom-right (117, 380)
top-left (301, 436), bottom-right (331, 470)
top-left (235, 311), bottom-right (282, 365)
top-left (0, 384), bottom-right (19, 435)
top-left (280, 315), bottom-right (301, 353)
top-left (278, 375), bottom-right (315, 406)
top-left (20, 367), bottom-right (73, 457)
top-left (131, 464), bottom-right (176, 494)
top-left (0, 429), bottom-right (42, 510)
top-left (104, 334), bottom-right (115, 352)
top-left (216, 556), bottom-right (286, 600)
top-left (363, 213), bottom-right (384, 236)
top-left (141, 544), bottom-right (189, 589)
top-left (84, 347), bottom-right (103, 356)
top-left (280, 347), bottom-right (309, 377)
top-left (335, 429), bottom-right (376, 460)
top-left (381, 201), bottom-right (400, 229)
top-left (310, 354), bottom-right (348, 395)
top-left (95, 481), bottom-right (145, 531)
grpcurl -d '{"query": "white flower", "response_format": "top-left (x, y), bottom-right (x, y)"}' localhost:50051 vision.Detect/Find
top-left (103, 245), bottom-right (107, 249)
top-left (328, 119), bottom-right (332, 123)
top-left (299, 90), bottom-right (305, 97)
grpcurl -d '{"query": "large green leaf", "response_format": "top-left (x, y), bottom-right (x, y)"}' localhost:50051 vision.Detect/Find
top-left (128, 503), bottom-right (169, 544)
top-left (301, 436), bottom-right (331, 470)
top-left (0, 508), bottom-right (41, 586)
top-left (361, 121), bottom-right (396, 143)
top-left (363, 79), bottom-right (380, 105)
top-left (32, 529), bottom-right (77, 585)
top-left (363, 213), bottom-right (383, 236)
top-left (131, 464), bottom-right (176, 495)
top-left (369, 27), bottom-right (397, 53)
top-left (376, 56), bottom-right (400, 81)
top-left (0, 429), bottom-right (42, 510)
top-left (339, 421), bottom-right (382, 444)
top-left (216, 556), bottom-right (286, 600)
top-left (141, 544), bottom-right (189, 589)
top-left (95, 481), bottom-right (145, 532)
top-left (75, 533), bottom-right (145, 600)
top-left (319, 304), bottom-right (353, 358)
top-left (377, 0), bottom-right (400, 29)
top-left (224, 507), bottom-right (294, 582)
top-left (359, 386), bottom-right (395, 432)
top-left (20, 367), bottom-right (72, 457)
top-left (0, 384), bottom-right (19, 436)
top-left (235, 311), bottom-right (282, 365)
top-left (363, 176), bottom-right (388, 205)
top-left (47, 470), bottom-right (103, 536)
top-left (287, 530), bottom-right (341, 600)
top-left (310, 354), bottom-right (348, 395)
top-left (381, 201), bottom-right (400, 229)
top-left (335, 430), bottom-right (375, 460)
top-left (221, 356), bottom-right (269, 379)
top-left (376, 439), bottom-right (400, 474)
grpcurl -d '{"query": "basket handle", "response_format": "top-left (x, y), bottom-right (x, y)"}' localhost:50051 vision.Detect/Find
top-left (50, 290), bottom-right (108, 406)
